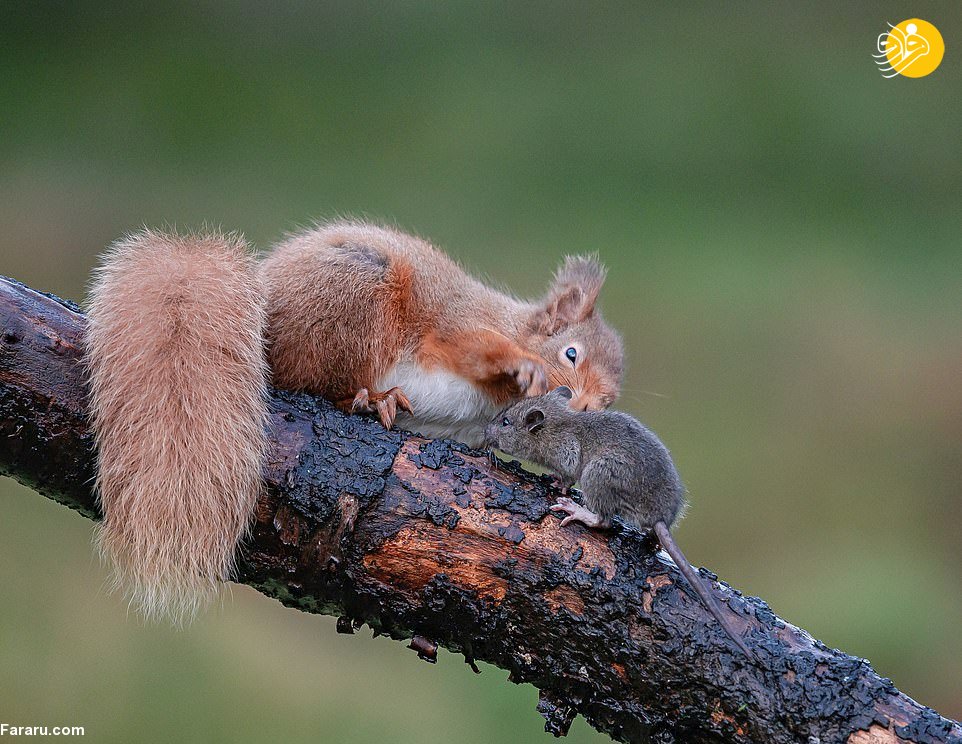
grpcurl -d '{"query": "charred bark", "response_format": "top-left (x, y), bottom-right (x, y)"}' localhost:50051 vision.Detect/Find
top-left (0, 275), bottom-right (959, 744)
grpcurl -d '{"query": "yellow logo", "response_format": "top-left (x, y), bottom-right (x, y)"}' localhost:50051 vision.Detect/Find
top-left (874, 19), bottom-right (945, 78)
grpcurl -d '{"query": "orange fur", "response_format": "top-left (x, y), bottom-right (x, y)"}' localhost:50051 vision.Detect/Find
top-left (261, 222), bottom-right (623, 422)
top-left (84, 220), bottom-right (622, 623)
top-left (417, 329), bottom-right (546, 405)
top-left (84, 230), bottom-right (268, 624)
top-left (261, 224), bottom-right (418, 399)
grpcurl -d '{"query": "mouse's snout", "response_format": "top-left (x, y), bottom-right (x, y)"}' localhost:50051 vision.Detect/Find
top-left (482, 421), bottom-right (498, 449)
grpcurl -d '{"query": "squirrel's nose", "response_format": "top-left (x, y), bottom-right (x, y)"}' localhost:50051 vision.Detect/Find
top-left (571, 393), bottom-right (602, 412)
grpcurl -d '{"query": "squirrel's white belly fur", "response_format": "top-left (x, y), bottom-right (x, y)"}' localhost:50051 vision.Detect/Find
top-left (378, 361), bottom-right (499, 447)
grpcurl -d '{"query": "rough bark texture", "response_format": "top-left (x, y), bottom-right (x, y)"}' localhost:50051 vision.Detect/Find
top-left (1, 274), bottom-right (960, 744)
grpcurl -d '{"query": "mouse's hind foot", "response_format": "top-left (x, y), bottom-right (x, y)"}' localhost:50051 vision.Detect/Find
top-left (550, 497), bottom-right (610, 529)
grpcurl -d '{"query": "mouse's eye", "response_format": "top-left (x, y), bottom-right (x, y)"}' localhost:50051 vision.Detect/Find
top-left (565, 346), bottom-right (577, 364)
top-left (501, 417), bottom-right (510, 427)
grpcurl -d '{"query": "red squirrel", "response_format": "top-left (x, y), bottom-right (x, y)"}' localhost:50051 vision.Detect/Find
top-left (84, 221), bottom-right (623, 622)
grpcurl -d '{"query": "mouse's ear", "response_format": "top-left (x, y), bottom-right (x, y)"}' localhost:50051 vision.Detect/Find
top-left (524, 408), bottom-right (546, 433)
top-left (551, 386), bottom-right (573, 400)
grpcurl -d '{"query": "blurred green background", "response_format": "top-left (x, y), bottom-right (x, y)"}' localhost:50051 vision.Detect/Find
top-left (2, 2), bottom-right (961, 741)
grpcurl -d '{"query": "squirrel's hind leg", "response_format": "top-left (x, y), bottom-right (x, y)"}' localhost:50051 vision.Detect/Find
top-left (261, 225), bottom-right (418, 416)
top-left (338, 386), bottom-right (413, 430)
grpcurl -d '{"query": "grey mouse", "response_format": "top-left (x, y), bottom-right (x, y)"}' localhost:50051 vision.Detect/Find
top-left (483, 386), bottom-right (753, 659)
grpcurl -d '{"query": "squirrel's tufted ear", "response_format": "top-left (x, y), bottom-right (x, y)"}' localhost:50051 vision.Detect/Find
top-left (534, 255), bottom-right (607, 334)
top-left (524, 408), bottom-right (546, 433)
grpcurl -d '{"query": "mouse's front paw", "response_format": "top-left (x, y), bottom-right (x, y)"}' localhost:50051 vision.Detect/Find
top-left (546, 474), bottom-right (574, 495)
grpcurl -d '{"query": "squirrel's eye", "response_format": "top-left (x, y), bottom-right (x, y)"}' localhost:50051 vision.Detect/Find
top-left (501, 417), bottom-right (510, 427)
top-left (565, 346), bottom-right (578, 364)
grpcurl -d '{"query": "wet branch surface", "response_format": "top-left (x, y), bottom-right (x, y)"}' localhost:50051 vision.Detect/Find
top-left (1, 275), bottom-right (960, 744)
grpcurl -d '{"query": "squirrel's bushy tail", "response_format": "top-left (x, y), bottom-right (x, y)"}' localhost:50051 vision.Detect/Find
top-left (84, 229), bottom-right (268, 624)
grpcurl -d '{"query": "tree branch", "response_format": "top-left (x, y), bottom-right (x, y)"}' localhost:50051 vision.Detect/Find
top-left (1, 275), bottom-right (959, 744)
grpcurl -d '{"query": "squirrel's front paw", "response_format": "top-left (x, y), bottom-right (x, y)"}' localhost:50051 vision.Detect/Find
top-left (511, 359), bottom-right (548, 397)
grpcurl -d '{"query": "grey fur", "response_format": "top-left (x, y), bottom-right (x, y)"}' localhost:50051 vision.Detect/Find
top-left (484, 388), bottom-right (754, 659)
top-left (484, 388), bottom-right (685, 528)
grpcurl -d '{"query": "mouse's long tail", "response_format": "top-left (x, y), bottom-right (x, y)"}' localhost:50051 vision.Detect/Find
top-left (653, 521), bottom-right (754, 660)
top-left (84, 229), bottom-right (269, 625)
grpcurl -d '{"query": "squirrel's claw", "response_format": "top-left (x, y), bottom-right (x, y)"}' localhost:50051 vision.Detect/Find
top-left (345, 386), bottom-right (413, 430)
top-left (375, 396), bottom-right (396, 430)
top-left (513, 359), bottom-right (548, 397)
top-left (349, 388), bottom-right (371, 414)
top-left (390, 387), bottom-right (414, 415)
